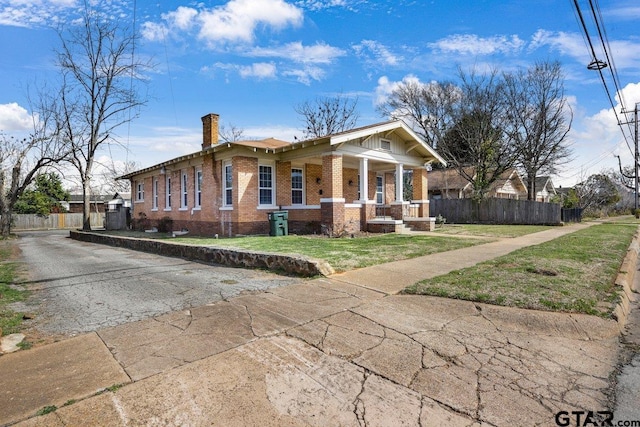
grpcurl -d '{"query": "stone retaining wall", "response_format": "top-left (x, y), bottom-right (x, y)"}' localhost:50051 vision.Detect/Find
top-left (613, 226), bottom-right (640, 328)
top-left (70, 231), bottom-right (334, 277)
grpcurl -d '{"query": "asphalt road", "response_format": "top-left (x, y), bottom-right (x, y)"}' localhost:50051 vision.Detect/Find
top-left (13, 230), bottom-right (301, 336)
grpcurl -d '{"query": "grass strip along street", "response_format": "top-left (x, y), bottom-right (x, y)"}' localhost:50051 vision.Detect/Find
top-left (0, 240), bottom-right (27, 335)
top-left (405, 223), bottom-right (636, 317)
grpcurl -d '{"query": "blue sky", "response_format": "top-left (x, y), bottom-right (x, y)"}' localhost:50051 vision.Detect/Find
top-left (1, 0), bottom-right (640, 189)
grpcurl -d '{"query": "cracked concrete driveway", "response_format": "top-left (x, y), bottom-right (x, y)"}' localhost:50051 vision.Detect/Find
top-left (14, 230), bottom-right (300, 336)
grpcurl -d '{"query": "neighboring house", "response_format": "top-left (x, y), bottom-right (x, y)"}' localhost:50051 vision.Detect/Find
top-left (120, 113), bottom-right (446, 236)
top-left (534, 176), bottom-right (557, 202)
top-left (63, 194), bottom-right (113, 214)
top-left (428, 167), bottom-right (527, 200)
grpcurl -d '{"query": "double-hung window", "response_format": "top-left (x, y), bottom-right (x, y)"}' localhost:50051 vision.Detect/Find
top-left (180, 170), bottom-right (188, 209)
top-left (165, 175), bottom-right (172, 210)
top-left (376, 175), bottom-right (383, 204)
top-left (152, 178), bottom-right (158, 210)
top-left (259, 164), bottom-right (274, 206)
top-left (136, 181), bottom-right (144, 202)
top-left (223, 163), bottom-right (232, 207)
top-left (194, 168), bottom-right (202, 209)
top-left (291, 168), bottom-right (303, 205)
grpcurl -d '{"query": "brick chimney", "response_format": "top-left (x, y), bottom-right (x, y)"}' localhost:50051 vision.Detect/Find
top-left (201, 113), bottom-right (219, 149)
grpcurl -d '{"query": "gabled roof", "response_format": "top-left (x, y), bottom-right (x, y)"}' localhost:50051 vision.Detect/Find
top-left (429, 167), bottom-right (527, 194)
top-left (535, 176), bottom-right (556, 194)
top-left (428, 167), bottom-right (473, 191)
top-left (304, 120), bottom-right (446, 165)
top-left (119, 119), bottom-right (445, 180)
top-left (220, 137), bottom-right (290, 150)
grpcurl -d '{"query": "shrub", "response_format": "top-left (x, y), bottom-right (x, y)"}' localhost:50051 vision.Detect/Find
top-left (130, 212), bottom-right (150, 231)
top-left (156, 216), bottom-right (174, 233)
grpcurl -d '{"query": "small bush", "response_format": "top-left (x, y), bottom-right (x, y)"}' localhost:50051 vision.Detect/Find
top-left (156, 216), bottom-right (174, 233)
top-left (130, 213), bottom-right (151, 231)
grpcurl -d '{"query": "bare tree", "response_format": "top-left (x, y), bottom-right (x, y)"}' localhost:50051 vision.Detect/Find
top-left (377, 77), bottom-right (459, 148)
top-left (0, 99), bottom-right (69, 237)
top-left (574, 173), bottom-right (620, 214)
top-left (438, 69), bottom-right (518, 200)
top-left (295, 94), bottom-right (359, 139)
top-left (503, 61), bottom-right (572, 200)
top-left (93, 159), bottom-right (140, 195)
top-left (56, 7), bottom-right (149, 230)
top-left (219, 123), bottom-right (246, 143)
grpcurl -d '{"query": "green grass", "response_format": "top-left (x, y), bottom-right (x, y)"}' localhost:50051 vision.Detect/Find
top-left (169, 234), bottom-right (489, 272)
top-left (405, 223), bottom-right (636, 317)
top-left (431, 223), bottom-right (554, 238)
top-left (0, 239), bottom-right (28, 335)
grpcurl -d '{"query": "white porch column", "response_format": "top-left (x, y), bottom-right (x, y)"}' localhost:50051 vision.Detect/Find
top-left (395, 163), bottom-right (404, 202)
top-left (359, 158), bottom-right (369, 202)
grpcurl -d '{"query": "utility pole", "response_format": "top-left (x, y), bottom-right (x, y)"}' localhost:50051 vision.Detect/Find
top-left (620, 103), bottom-right (639, 211)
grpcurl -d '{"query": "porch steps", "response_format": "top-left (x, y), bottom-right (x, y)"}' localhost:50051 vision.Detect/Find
top-left (397, 224), bottom-right (414, 234)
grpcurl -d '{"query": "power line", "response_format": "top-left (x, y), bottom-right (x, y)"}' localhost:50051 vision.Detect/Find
top-left (571, 0), bottom-right (634, 148)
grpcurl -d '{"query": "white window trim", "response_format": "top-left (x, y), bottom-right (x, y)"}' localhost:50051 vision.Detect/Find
top-left (376, 174), bottom-right (384, 205)
top-left (152, 177), bottom-right (158, 211)
top-left (380, 138), bottom-right (392, 151)
top-left (258, 162), bottom-right (276, 207)
top-left (223, 162), bottom-right (232, 207)
top-left (291, 167), bottom-right (304, 206)
top-left (164, 175), bottom-right (172, 211)
top-left (194, 168), bottom-right (202, 210)
top-left (180, 170), bottom-right (188, 211)
top-left (135, 180), bottom-right (144, 203)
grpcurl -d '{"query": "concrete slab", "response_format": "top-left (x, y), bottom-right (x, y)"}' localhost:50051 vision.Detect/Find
top-left (0, 333), bottom-right (130, 426)
top-left (17, 336), bottom-right (474, 427)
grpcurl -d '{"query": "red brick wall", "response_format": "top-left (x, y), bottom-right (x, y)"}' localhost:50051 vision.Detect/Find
top-left (384, 172), bottom-right (395, 204)
top-left (276, 161), bottom-right (291, 207)
top-left (413, 168), bottom-right (428, 200)
top-left (307, 164), bottom-right (322, 204)
top-left (343, 167), bottom-right (359, 202)
top-left (322, 154), bottom-right (343, 199)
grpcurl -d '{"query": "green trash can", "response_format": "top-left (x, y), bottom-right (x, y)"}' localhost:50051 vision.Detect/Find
top-left (268, 211), bottom-right (289, 236)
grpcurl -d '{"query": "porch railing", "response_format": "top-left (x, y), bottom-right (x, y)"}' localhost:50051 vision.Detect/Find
top-left (375, 203), bottom-right (420, 219)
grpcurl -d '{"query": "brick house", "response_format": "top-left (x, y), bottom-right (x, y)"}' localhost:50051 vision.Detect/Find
top-left (120, 113), bottom-right (446, 236)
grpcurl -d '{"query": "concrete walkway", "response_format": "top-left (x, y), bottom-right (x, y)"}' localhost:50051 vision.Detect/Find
top-left (0, 222), bottom-right (632, 426)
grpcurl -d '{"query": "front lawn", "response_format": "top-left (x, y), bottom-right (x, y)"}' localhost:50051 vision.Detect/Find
top-left (431, 223), bottom-right (554, 238)
top-left (170, 234), bottom-right (488, 272)
top-left (405, 223), bottom-right (636, 317)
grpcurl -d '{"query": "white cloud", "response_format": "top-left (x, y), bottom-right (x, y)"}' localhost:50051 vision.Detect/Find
top-left (197, 0), bottom-right (302, 45)
top-left (165, 6), bottom-right (198, 30)
top-left (429, 34), bottom-right (525, 56)
top-left (239, 62), bottom-right (277, 79)
top-left (282, 65), bottom-right (325, 85)
top-left (0, 0), bottom-right (132, 28)
top-left (0, 102), bottom-right (33, 131)
top-left (353, 40), bottom-right (401, 66)
top-left (606, 6), bottom-right (640, 20)
top-left (142, 0), bottom-right (303, 47)
top-left (529, 30), bottom-right (589, 61)
top-left (248, 41), bottom-right (345, 64)
top-left (374, 74), bottom-right (425, 106)
top-left (140, 21), bottom-right (166, 42)
top-left (556, 81), bottom-right (640, 185)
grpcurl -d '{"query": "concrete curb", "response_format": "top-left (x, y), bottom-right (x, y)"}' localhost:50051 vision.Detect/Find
top-left (69, 231), bottom-right (335, 277)
top-left (613, 225), bottom-right (640, 328)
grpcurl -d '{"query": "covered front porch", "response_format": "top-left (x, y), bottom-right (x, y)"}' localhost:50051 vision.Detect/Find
top-left (274, 120), bottom-right (444, 235)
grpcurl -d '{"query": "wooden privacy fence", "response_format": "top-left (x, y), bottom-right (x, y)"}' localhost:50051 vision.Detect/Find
top-left (429, 198), bottom-right (562, 225)
top-left (10, 213), bottom-right (104, 231)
